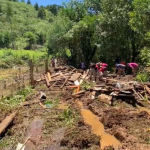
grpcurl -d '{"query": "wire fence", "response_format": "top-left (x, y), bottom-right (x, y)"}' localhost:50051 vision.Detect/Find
top-left (0, 64), bottom-right (46, 98)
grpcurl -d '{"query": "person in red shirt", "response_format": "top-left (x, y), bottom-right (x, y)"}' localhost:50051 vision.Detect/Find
top-left (120, 61), bottom-right (126, 74)
top-left (97, 62), bottom-right (108, 80)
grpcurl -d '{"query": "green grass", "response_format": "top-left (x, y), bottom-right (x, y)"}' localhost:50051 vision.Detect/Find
top-left (0, 49), bottom-right (46, 59)
top-left (0, 49), bottom-right (46, 68)
top-left (0, 86), bottom-right (33, 111)
top-left (136, 72), bottom-right (149, 82)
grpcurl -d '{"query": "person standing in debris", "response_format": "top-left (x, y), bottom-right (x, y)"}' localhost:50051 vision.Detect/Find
top-left (51, 58), bottom-right (55, 68)
top-left (115, 57), bottom-right (121, 74)
top-left (81, 62), bottom-right (86, 70)
top-left (98, 62), bottom-right (108, 79)
top-left (116, 64), bottom-right (126, 76)
top-left (128, 62), bottom-right (138, 77)
top-left (54, 58), bottom-right (57, 67)
top-left (89, 62), bottom-right (96, 82)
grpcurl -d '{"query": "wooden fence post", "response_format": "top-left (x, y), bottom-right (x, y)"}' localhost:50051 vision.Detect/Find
top-left (18, 67), bottom-right (21, 79)
top-left (29, 59), bottom-right (34, 87)
top-left (45, 58), bottom-right (49, 72)
top-left (36, 66), bottom-right (39, 73)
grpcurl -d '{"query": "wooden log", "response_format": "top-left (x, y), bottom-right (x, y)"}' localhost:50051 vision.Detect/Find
top-left (0, 111), bottom-right (17, 135)
top-left (61, 77), bottom-right (69, 89)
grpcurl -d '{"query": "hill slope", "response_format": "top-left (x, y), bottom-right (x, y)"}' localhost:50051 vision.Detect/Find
top-left (0, 0), bottom-right (52, 50)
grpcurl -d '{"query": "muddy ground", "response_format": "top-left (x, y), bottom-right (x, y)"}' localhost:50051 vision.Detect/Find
top-left (0, 75), bottom-right (150, 150)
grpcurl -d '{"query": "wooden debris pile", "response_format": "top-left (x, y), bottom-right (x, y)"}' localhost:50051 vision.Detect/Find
top-left (36, 66), bottom-right (89, 91)
top-left (35, 66), bottom-right (150, 106)
top-left (68, 77), bottom-right (150, 106)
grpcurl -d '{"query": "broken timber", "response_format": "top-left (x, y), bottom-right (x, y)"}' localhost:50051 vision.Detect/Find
top-left (0, 111), bottom-right (17, 135)
top-left (69, 73), bottom-right (81, 82)
top-left (61, 77), bottom-right (70, 89)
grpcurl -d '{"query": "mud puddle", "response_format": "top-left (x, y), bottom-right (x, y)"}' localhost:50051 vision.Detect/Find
top-left (77, 101), bottom-right (121, 149)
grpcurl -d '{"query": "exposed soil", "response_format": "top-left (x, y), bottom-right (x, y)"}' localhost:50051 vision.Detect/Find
top-left (1, 73), bottom-right (150, 150)
top-left (61, 120), bottom-right (100, 149)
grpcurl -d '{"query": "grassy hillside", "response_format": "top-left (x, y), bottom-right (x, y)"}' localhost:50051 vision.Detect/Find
top-left (0, 49), bottom-right (46, 68)
top-left (0, 0), bottom-right (53, 50)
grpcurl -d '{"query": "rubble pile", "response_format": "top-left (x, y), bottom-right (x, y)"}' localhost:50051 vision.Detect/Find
top-left (36, 66), bottom-right (150, 107)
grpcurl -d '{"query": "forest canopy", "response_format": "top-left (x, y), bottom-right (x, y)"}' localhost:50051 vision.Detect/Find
top-left (0, 0), bottom-right (150, 67)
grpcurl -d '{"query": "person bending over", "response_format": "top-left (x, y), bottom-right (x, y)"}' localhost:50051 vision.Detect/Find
top-left (128, 62), bottom-right (138, 77)
top-left (116, 64), bottom-right (126, 76)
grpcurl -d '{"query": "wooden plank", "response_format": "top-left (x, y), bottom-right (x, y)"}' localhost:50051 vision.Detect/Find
top-left (50, 81), bottom-right (58, 89)
top-left (69, 73), bottom-right (81, 82)
top-left (0, 111), bottom-right (17, 135)
top-left (44, 74), bottom-right (50, 87)
top-left (144, 85), bottom-right (150, 95)
top-left (133, 89), bottom-right (142, 100)
top-left (39, 102), bottom-right (47, 109)
top-left (51, 74), bottom-right (60, 78)
top-left (72, 90), bottom-right (85, 96)
top-left (47, 72), bottom-right (51, 81)
top-left (61, 77), bottom-right (69, 89)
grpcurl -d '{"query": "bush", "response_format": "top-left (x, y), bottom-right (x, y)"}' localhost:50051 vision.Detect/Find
top-left (136, 72), bottom-right (149, 82)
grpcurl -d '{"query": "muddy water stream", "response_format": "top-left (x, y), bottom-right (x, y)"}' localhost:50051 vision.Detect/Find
top-left (77, 101), bottom-right (121, 149)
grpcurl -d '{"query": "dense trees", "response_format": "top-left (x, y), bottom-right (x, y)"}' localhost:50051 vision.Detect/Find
top-left (130, 0), bottom-right (150, 65)
top-left (37, 7), bottom-right (46, 19)
top-left (0, 0), bottom-right (50, 50)
top-left (27, 0), bottom-right (31, 5)
top-left (46, 4), bottom-right (62, 15)
top-left (34, 2), bottom-right (39, 10)
top-left (0, 0), bottom-right (150, 67)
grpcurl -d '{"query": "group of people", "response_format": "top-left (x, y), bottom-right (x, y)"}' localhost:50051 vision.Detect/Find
top-left (116, 62), bottom-right (138, 77)
top-left (89, 62), bottom-right (108, 82)
top-left (88, 60), bottom-right (139, 82)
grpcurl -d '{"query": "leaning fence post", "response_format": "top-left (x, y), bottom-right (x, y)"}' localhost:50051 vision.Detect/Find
top-left (29, 59), bottom-right (34, 87)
